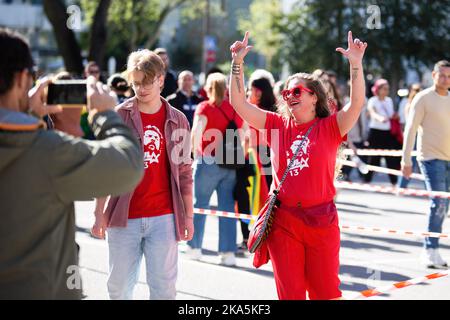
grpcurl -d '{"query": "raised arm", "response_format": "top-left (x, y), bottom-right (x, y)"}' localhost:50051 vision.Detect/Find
top-left (229, 32), bottom-right (267, 130)
top-left (336, 31), bottom-right (368, 136)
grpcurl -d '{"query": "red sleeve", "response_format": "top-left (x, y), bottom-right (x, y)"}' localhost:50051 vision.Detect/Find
top-left (322, 113), bottom-right (347, 145)
top-left (264, 111), bottom-right (284, 146)
top-left (195, 101), bottom-right (209, 117)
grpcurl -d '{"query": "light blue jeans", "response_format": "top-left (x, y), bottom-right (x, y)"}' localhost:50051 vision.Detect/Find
top-left (187, 157), bottom-right (237, 253)
top-left (107, 214), bottom-right (178, 300)
top-left (418, 160), bottom-right (450, 249)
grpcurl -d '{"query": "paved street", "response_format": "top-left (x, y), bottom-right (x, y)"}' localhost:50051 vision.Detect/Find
top-left (75, 171), bottom-right (450, 300)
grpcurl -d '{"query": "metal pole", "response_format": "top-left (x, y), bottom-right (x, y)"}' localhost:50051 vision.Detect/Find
top-left (201, 0), bottom-right (210, 78)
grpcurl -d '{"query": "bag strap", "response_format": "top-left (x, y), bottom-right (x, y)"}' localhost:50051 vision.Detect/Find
top-left (273, 120), bottom-right (318, 197)
top-left (216, 105), bottom-right (235, 124)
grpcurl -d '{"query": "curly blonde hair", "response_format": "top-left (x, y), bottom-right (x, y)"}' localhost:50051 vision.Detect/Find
top-left (277, 73), bottom-right (331, 120)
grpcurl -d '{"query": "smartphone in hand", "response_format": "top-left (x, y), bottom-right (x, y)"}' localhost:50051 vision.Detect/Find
top-left (47, 80), bottom-right (87, 106)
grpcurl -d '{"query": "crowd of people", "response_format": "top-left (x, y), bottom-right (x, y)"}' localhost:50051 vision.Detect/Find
top-left (0, 25), bottom-right (449, 300)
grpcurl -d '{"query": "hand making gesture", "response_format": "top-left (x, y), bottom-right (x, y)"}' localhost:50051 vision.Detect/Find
top-left (230, 31), bottom-right (253, 64)
top-left (335, 31), bottom-right (368, 66)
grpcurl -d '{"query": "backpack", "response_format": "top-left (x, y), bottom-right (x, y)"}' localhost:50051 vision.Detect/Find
top-left (215, 107), bottom-right (245, 170)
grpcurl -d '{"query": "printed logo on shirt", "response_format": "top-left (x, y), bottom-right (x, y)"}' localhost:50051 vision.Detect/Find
top-left (143, 125), bottom-right (163, 168)
top-left (287, 134), bottom-right (311, 176)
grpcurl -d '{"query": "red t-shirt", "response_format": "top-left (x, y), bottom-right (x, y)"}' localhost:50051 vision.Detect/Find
top-left (264, 112), bottom-right (346, 208)
top-left (195, 99), bottom-right (244, 157)
top-left (128, 104), bottom-right (174, 219)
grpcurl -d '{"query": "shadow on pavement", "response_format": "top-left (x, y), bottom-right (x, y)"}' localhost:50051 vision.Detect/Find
top-left (340, 239), bottom-right (408, 253)
top-left (340, 264), bottom-right (411, 282)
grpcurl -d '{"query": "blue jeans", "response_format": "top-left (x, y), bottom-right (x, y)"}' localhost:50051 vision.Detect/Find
top-left (418, 160), bottom-right (450, 249)
top-left (188, 158), bottom-right (237, 253)
top-left (107, 215), bottom-right (178, 300)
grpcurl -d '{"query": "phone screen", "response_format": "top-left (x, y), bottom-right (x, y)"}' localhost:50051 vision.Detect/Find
top-left (47, 80), bottom-right (87, 105)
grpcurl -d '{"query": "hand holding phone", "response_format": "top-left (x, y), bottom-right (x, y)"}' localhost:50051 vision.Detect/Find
top-left (29, 77), bottom-right (63, 117)
top-left (46, 79), bottom-right (87, 106)
top-left (86, 76), bottom-right (117, 113)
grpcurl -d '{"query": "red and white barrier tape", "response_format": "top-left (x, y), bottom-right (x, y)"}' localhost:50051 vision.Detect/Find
top-left (194, 208), bottom-right (449, 239)
top-left (335, 181), bottom-right (450, 199)
top-left (194, 208), bottom-right (253, 220)
top-left (343, 149), bottom-right (418, 157)
top-left (339, 271), bottom-right (449, 300)
top-left (339, 159), bottom-right (425, 181)
top-left (340, 225), bottom-right (449, 239)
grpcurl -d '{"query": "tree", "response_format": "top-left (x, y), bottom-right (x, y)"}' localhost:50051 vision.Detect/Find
top-left (42, 0), bottom-right (85, 74)
top-left (87, 0), bottom-right (111, 68)
top-left (276, 0), bottom-right (450, 96)
top-left (237, 0), bottom-right (283, 72)
top-left (43, 0), bottom-right (193, 74)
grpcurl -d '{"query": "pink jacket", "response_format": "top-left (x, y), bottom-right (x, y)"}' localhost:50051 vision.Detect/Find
top-left (104, 97), bottom-right (193, 241)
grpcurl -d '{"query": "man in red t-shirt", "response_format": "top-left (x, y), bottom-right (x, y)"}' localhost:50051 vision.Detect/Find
top-left (92, 50), bottom-right (194, 300)
top-left (128, 105), bottom-right (174, 219)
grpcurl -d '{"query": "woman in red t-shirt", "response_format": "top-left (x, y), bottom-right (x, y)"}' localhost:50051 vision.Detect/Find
top-left (229, 31), bottom-right (368, 300)
top-left (187, 72), bottom-right (244, 266)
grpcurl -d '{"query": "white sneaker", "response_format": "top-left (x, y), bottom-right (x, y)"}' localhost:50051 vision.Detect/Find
top-left (421, 248), bottom-right (448, 269)
top-left (433, 249), bottom-right (448, 267)
top-left (219, 252), bottom-right (236, 267)
top-left (178, 241), bottom-right (189, 253)
top-left (186, 248), bottom-right (202, 261)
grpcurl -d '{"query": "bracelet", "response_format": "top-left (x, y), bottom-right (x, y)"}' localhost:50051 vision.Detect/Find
top-left (231, 62), bottom-right (243, 75)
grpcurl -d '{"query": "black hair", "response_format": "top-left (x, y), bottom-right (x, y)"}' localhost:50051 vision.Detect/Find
top-left (206, 66), bottom-right (223, 78)
top-left (251, 77), bottom-right (276, 112)
top-left (0, 28), bottom-right (34, 95)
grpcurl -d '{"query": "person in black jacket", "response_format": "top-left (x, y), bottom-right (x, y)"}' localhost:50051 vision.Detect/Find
top-left (167, 70), bottom-right (204, 126)
top-left (155, 48), bottom-right (178, 98)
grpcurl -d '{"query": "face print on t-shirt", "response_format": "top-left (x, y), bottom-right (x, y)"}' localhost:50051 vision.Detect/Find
top-left (143, 125), bottom-right (163, 167)
top-left (287, 134), bottom-right (312, 176)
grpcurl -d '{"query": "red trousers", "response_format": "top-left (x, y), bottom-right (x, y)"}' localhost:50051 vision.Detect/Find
top-left (266, 208), bottom-right (342, 300)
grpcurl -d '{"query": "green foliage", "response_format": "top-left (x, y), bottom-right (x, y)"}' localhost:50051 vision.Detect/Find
top-left (79, 0), bottom-right (199, 70)
top-left (277, 0), bottom-right (450, 86)
top-left (237, 0), bottom-right (283, 72)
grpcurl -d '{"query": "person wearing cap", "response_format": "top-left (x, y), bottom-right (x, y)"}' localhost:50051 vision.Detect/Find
top-left (108, 74), bottom-right (130, 104)
top-left (364, 78), bottom-right (401, 185)
top-left (401, 60), bottom-right (450, 269)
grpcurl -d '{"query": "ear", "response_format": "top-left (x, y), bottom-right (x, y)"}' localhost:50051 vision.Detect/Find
top-left (313, 93), bottom-right (318, 105)
top-left (158, 74), bottom-right (165, 88)
top-left (16, 70), bottom-right (29, 91)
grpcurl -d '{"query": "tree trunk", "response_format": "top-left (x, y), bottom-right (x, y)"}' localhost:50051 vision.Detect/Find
top-left (43, 0), bottom-right (83, 75)
top-left (335, 0), bottom-right (344, 78)
top-left (143, 7), bottom-right (172, 49)
top-left (143, 0), bottom-right (189, 49)
top-left (88, 0), bottom-right (112, 69)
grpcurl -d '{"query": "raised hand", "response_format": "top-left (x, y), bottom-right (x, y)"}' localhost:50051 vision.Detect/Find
top-left (336, 31), bottom-right (368, 66)
top-left (28, 77), bottom-right (62, 117)
top-left (230, 31), bottom-right (253, 64)
top-left (86, 76), bottom-right (116, 113)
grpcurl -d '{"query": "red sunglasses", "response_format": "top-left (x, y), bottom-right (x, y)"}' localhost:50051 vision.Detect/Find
top-left (281, 84), bottom-right (314, 101)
